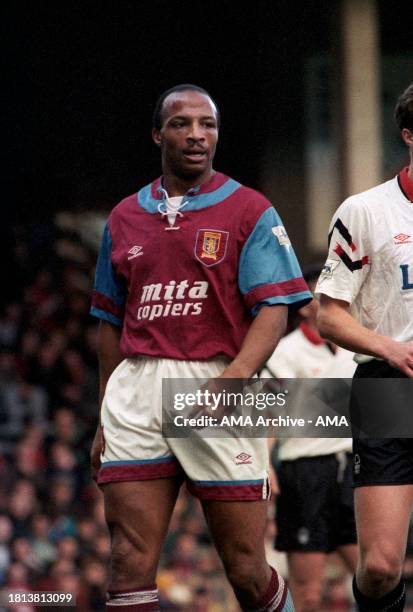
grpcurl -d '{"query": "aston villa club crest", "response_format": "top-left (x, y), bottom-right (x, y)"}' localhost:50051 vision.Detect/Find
top-left (201, 231), bottom-right (221, 259)
top-left (195, 229), bottom-right (229, 267)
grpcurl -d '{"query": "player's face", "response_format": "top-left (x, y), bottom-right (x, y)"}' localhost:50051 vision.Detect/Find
top-left (152, 90), bottom-right (218, 182)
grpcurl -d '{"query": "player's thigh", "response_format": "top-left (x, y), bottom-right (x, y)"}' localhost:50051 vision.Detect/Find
top-left (103, 477), bottom-right (181, 557)
top-left (201, 498), bottom-right (268, 562)
top-left (287, 552), bottom-right (326, 587)
top-left (355, 484), bottom-right (413, 562)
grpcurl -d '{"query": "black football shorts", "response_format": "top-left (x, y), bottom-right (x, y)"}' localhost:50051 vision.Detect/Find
top-left (351, 359), bottom-right (412, 488)
top-left (275, 452), bottom-right (356, 552)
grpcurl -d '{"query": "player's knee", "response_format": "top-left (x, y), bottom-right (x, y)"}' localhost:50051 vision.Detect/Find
top-left (361, 550), bottom-right (402, 587)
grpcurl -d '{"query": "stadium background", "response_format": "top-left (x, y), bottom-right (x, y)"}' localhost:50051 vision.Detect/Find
top-left (1, 1), bottom-right (412, 610)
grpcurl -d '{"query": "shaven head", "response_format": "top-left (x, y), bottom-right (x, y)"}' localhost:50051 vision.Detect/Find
top-left (152, 84), bottom-right (220, 131)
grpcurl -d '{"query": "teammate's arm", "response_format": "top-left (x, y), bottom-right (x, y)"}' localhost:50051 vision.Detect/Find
top-left (90, 320), bottom-right (123, 479)
top-left (220, 304), bottom-right (288, 379)
top-left (317, 295), bottom-right (413, 377)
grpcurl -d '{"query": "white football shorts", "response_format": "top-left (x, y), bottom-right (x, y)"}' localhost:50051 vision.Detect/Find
top-left (98, 357), bottom-right (270, 500)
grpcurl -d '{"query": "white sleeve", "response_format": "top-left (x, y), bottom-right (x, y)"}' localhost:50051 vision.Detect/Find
top-left (315, 196), bottom-right (371, 304)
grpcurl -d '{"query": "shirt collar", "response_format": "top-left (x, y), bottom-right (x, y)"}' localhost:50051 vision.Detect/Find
top-left (398, 166), bottom-right (413, 203)
top-left (151, 171), bottom-right (228, 200)
top-left (299, 322), bottom-right (326, 346)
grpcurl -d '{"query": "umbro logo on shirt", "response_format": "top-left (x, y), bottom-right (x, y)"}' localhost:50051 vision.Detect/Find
top-left (128, 245), bottom-right (143, 259)
top-left (394, 234), bottom-right (411, 244)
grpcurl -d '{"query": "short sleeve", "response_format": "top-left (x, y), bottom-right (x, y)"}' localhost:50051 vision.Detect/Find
top-left (315, 197), bottom-right (371, 304)
top-left (238, 207), bottom-right (312, 315)
top-left (90, 223), bottom-right (126, 326)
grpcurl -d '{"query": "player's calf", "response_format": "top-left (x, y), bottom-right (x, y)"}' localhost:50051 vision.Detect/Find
top-left (107, 524), bottom-right (159, 588)
top-left (231, 565), bottom-right (294, 612)
top-left (103, 479), bottom-right (179, 592)
top-left (106, 532), bottom-right (161, 611)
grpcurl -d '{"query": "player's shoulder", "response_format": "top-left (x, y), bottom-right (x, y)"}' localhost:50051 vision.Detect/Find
top-left (234, 182), bottom-right (273, 213)
top-left (337, 176), bottom-right (397, 217)
top-left (111, 192), bottom-right (139, 215)
top-left (349, 176), bottom-right (396, 205)
top-left (218, 176), bottom-right (278, 236)
top-left (106, 191), bottom-right (141, 229)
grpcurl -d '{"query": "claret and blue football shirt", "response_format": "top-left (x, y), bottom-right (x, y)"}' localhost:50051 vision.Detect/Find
top-left (91, 172), bottom-right (311, 360)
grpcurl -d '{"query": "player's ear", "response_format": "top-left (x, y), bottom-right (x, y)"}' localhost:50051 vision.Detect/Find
top-left (152, 128), bottom-right (162, 147)
top-left (401, 128), bottom-right (413, 148)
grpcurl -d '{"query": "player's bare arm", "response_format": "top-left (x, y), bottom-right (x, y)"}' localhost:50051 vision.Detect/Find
top-left (318, 295), bottom-right (413, 377)
top-left (97, 321), bottom-right (123, 403)
top-left (220, 304), bottom-right (288, 380)
top-left (91, 320), bottom-right (123, 478)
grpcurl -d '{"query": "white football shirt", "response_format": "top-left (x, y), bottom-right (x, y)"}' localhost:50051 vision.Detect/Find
top-left (316, 168), bottom-right (413, 349)
top-left (262, 323), bottom-right (354, 460)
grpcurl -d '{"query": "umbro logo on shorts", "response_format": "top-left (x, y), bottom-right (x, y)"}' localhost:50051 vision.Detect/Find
top-left (234, 452), bottom-right (252, 465)
top-left (394, 233), bottom-right (411, 244)
top-left (128, 245), bottom-right (144, 259)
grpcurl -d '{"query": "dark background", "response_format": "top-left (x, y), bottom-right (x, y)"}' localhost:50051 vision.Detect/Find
top-left (2, 1), bottom-right (412, 221)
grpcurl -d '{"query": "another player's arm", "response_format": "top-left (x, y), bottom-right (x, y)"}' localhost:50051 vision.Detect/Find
top-left (317, 295), bottom-right (413, 377)
top-left (90, 320), bottom-right (123, 479)
top-left (220, 304), bottom-right (288, 379)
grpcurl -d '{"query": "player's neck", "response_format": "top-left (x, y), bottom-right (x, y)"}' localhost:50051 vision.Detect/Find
top-left (162, 169), bottom-right (215, 197)
top-left (408, 157), bottom-right (413, 183)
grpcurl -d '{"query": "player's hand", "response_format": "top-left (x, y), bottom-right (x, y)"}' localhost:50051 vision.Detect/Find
top-left (187, 376), bottom-right (246, 427)
top-left (90, 424), bottom-right (104, 481)
top-left (384, 340), bottom-right (413, 377)
top-left (187, 377), bottom-right (230, 425)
